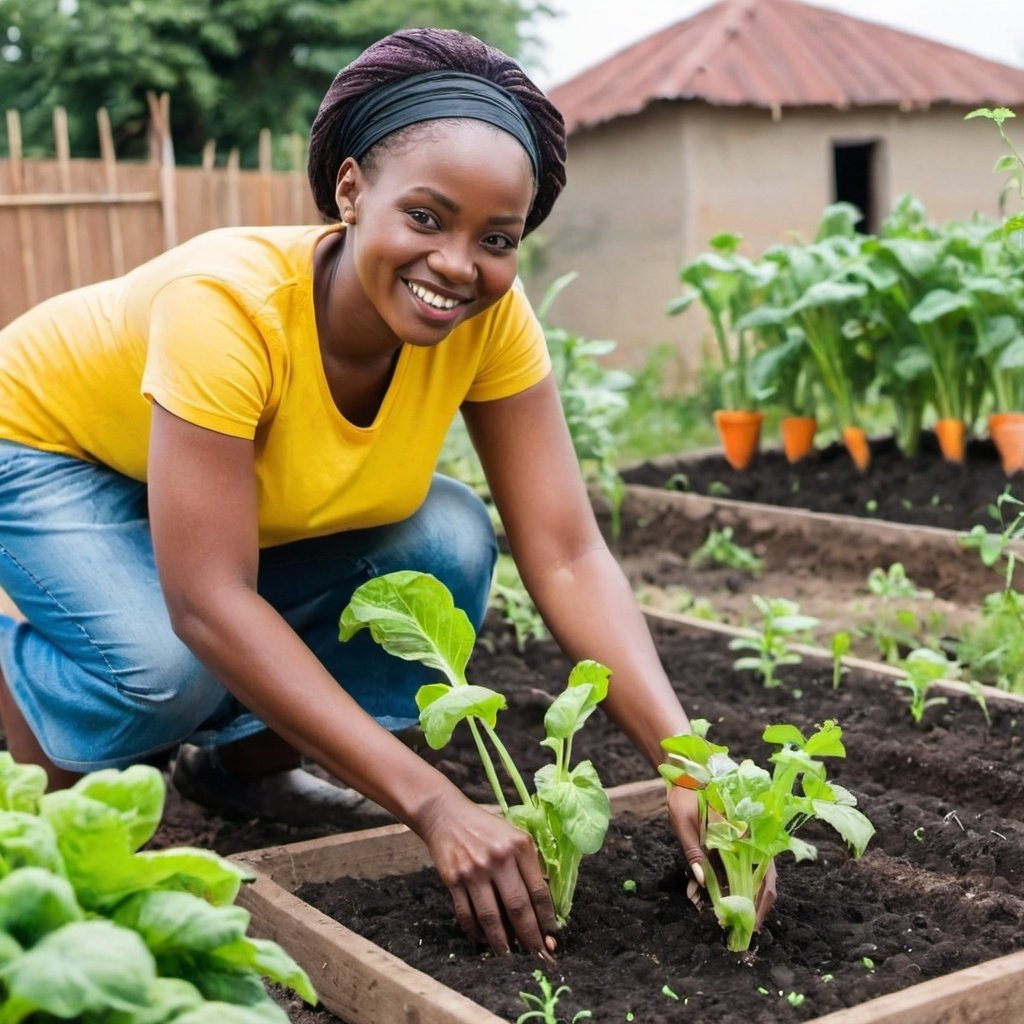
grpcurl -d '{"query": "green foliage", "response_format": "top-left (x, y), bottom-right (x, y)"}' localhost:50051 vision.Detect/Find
top-left (689, 526), bottom-right (764, 577)
top-left (729, 596), bottom-right (819, 689)
top-left (893, 648), bottom-right (956, 724)
top-left (516, 969), bottom-right (592, 1023)
top-left (489, 553), bottom-right (549, 652)
top-left (539, 274), bottom-right (633, 537)
top-left (0, 754), bottom-right (315, 1023)
top-left (0, 0), bottom-right (549, 163)
top-left (830, 630), bottom-right (851, 690)
top-left (858, 562), bottom-right (941, 664)
top-left (660, 721), bottom-right (874, 952)
top-left (965, 107), bottom-right (1024, 218)
top-left (339, 570), bottom-right (610, 926)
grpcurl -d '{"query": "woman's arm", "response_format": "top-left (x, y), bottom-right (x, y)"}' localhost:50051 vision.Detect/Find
top-left (147, 403), bottom-right (559, 956)
top-left (463, 375), bottom-right (707, 879)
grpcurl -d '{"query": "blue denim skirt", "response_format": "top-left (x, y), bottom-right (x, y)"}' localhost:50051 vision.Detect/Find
top-left (0, 440), bottom-right (496, 771)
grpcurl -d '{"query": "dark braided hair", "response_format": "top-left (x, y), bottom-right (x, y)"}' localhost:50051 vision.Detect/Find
top-left (308, 28), bottom-right (566, 236)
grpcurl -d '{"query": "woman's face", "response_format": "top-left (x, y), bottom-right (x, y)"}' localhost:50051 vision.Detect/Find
top-left (336, 119), bottom-right (535, 350)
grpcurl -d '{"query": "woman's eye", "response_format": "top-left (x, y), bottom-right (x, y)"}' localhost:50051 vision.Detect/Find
top-left (408, 209), bottom-right (437, 228)
top-left (484, 233), bottom-right (517, 252)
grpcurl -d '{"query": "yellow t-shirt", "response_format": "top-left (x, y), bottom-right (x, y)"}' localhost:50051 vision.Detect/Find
top-left (0, 224), bottom-right (550, 547)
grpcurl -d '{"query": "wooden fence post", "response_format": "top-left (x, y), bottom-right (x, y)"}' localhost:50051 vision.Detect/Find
top-left (5, 109), bottom-right (38, 308)
top-left (145, 91), bottom-right (177, 249)
top-left (258, 127), bottom-right (273, 225)
top-left (96, 107), bottom-right (126, 277)
top-left (289, 131), bottom-right (306, 224)
top-left (53, 105), bottom-right (83, 289)
top-left (226, 147), bottom-right (241, 226)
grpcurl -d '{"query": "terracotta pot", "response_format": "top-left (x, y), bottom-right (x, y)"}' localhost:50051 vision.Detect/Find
top-left (841, 425), bottom-right (871, 473)
top-left (988, 412), bottom-right (1024, 475)
top-left (780, 416), bottom-right (817, 463)
top-left (934, 417), bottom-right (966, 463)
top-left (714, 410), bottom-right (764, 471)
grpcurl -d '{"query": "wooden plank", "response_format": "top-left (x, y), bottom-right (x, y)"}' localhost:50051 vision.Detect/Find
top-left (52, 105), bottom-right (82, 288)
top-left (225, 147), bottom-right (241, 226)
top-left (808, 950), bottom-right (1024, 1023)
top-left (96, 107), bottom-right (125, 276)
top-left (5, 109), bottom-right (38, 309)
top-left (0, 192), bottom-right (160, 207)
top-left (145, 91), bottom-right (177, 249)
top-left (257, 127), bottom-right (272, 225)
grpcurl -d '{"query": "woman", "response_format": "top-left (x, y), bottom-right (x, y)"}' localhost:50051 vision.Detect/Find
top-left (0, 28), bottom-right (743, 959)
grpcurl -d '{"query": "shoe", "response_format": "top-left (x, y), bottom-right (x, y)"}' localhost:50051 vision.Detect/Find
top-left (170, 744), bottom-right (394, 829)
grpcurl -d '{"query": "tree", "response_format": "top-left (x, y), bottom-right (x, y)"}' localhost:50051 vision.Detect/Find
top-left (0, 0), bottom-right (553, 165)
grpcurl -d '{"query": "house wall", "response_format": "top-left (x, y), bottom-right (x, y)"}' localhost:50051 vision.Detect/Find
top-left (525, 101), bottom-right (1016, 379)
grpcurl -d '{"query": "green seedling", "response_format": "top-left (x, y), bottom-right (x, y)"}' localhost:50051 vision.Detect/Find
top-left (831, 631), bottom-right (851, 690)
top-left (661, 985), bottom-right (680, 1001)
top-left (660, 720), bottom-right (874, 952)
top-left (966, 107), bottom-right (1024, 224)
top-left (913, 827), bottom-right (925, 842)
top-left (622, 879), bottom-right (637, 893)
top-left (340, 571), bottom-right (610, 927)
top-left (786, 992), bottom-right (806, 1007)
top-left (708, 480), bottom-right (732, 496)
top-left (490, 553), bottom-right (549, 653)
top-left (866, 562), bottom-right (932, 602)
top-left (690, 526), bottom-right (765, 577)
top-left (730, 596), bottom-right (819, 688)
top-left (516, 970), bottom-right (592, 1023)
top-left (894, 647), bottom-right (956, 723)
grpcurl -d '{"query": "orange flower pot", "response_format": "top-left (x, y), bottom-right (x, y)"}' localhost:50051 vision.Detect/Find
top-left (714, 410), bottom-right (764, 471)
top-left (780, 416), bottom-right (817, 464)
top-left (934, 417), bottom-right (965, 463)
top-left (988, 412), bottom-right (1024, 475)
top-left (841, 425), bottom-right (871, 473)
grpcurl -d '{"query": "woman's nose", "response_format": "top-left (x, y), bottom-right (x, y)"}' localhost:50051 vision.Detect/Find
top-left (427, 241), bottom-right (476, 285)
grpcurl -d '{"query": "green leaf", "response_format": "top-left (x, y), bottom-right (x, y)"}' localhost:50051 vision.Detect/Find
top-left (339, 571), bottom-right (475, 687)
top-left (0, 810), bottom-right (65, 877)
top-left (812, 801), bottom-right (876, 857)
top-left (112, 890), bottom-right (250, 956)
top-left (803, 721), bottom-right (847, 758)
top-left (418, 684), bottom-right (506, 749)
top-left (566, 660), bottom-right (611, 703)
top-left (909, 288), bottom-right (971, 324)
top-left (0, 920), bottom-right (154, 1019)
top-left (0, 867), bottom-right (82, 947)
top-left (535, 762), bottom-right (610, 855)
top-left (0, 754), bottom-right (47, 814)
top-left (171, 1001), bottom-right (292, 1024)
top-left (69, 765), bottom-right (165, 853)
top-left (762, 724), bottom-right (805, 748)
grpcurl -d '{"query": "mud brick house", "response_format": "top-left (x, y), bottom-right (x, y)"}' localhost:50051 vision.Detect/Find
top-left (527, 0), bottom-right (1024, 372)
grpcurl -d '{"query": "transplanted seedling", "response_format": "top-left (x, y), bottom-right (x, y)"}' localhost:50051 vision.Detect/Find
top-left (730, 595), bottom-right (819, 688)
top-left (516, 969), bottom-right (592, 1023)
top-left (660, 719), bottom-right (874, 953)
top-left (690, 526), bottom-right (764, 577)
top-left (339, 570), bottom-right (610, 927)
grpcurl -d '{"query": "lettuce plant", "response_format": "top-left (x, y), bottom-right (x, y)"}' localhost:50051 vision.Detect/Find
top-left (339, 570), bottom-right (611, 927)
top-left (659, 720), bottom-right (874, 953)
top-left (0, 753), bottom-right (315, 1023)
top-left (729, 595), bottom-right (819, 689)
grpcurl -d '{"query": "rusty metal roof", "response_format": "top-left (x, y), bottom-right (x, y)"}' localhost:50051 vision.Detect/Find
top-left (549, 0), bottom-right (1024, 133)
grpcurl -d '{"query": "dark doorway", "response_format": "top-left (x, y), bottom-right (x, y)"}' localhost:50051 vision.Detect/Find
top-left (832, 141), bottom-right (878, 233)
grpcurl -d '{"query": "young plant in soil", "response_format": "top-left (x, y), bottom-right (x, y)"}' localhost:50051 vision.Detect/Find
top-left (339, 570), bottom-right (611, 927)
top-left (858, 562), bottom-right (941, 664)
top-left (689, 526), bottom-right (764, 577)
top-left (729, 595), bottom-right (819, 688)
top-left (659, 720), bottom-right (875, 953)
top-left (516, 970), bottom-right (592, 1023)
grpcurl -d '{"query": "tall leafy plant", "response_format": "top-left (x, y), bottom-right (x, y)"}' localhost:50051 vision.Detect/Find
top-left (339, 570), bottom-right (611, 927)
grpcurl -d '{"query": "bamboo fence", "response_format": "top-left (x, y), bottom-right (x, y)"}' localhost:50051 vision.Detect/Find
top-left (0, 92), bottom-right (321, 329)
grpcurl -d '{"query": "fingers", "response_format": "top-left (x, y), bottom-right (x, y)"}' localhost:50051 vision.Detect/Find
top-left (667, 785), bottom-right (705, 907)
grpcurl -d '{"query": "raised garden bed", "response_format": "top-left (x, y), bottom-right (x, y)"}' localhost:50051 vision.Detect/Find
top-left (621, 433), bottom-right (1023, 533)
top-left (234, 616), bottom-right (1024, 1024)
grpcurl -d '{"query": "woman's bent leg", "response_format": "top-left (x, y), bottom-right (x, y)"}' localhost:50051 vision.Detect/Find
top-left (0, 443), bottom-right (231, 772)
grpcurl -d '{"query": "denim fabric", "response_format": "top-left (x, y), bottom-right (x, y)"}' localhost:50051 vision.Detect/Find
top-left (0, 440), bottom-right (496, 771)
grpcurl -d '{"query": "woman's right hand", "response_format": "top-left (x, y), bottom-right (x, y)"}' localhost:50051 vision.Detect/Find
top-left (416, 793), bottom-right (558, 960)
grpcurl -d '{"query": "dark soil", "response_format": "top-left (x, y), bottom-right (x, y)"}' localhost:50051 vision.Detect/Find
top-left (621, 432), bottom-right (1024, 533)
top-left (291, 618), bottom-right (1024, 1024)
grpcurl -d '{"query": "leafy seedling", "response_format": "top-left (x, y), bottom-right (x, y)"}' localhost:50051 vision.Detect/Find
top-left (516, 969), bottom-right (592, 1023)
top-left (730, 595), bottom-right (819, 688)
top-left (660, 720), bottom-right (874, 952)
top-left (831, 631), bottom-right (851, 689)
top-left (340, 570), bottom-right (610, 927)
top-left (894, 647), bottom-right (956, 723)
top-left (690, 526), bottom-right (764, 577)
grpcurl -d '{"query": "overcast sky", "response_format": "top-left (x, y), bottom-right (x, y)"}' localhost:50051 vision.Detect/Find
top-left (532, 0), bottom-right (1024, 87)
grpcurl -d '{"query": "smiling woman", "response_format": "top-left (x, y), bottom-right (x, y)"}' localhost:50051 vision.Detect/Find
top-left (0, 26), bottom-right (722, 974)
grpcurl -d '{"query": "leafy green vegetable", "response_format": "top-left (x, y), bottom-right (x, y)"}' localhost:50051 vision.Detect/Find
top-left (0, 752), bottom-right (315, 1021)
top-left (730, 596), bottom-right (819, 688)
top-left (660, 721), bottom-right (874, 952)
top-left (340, 570), bottom-right (611, 926)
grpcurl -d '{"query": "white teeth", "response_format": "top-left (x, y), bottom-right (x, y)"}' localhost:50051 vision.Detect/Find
top-left (407, 281), bottom-right (460, 310)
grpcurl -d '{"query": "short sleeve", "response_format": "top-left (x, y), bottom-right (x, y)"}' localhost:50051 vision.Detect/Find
top-left (141, 276), bottom-right (274, 439)
top-left (463, 283), bottom-right (551, 403)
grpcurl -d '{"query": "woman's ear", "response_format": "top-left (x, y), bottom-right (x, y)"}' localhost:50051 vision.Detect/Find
top-left (335, 157), bottom-right (361, 225)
